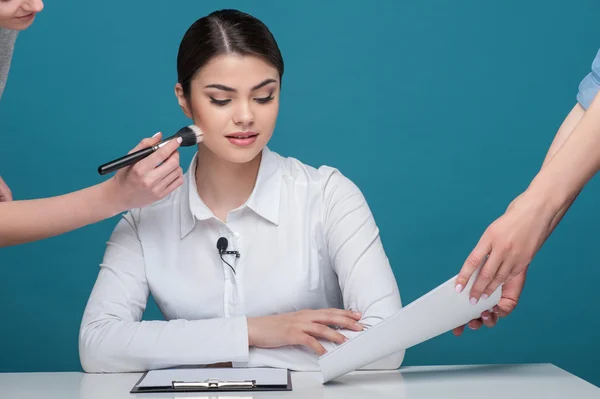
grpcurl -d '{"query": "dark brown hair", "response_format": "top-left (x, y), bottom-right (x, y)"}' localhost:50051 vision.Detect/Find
top-left (177, 9), bottom-right (284, 98)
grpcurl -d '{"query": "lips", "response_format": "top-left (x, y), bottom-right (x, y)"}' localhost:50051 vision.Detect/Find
top-left (225, 132), bottom-right (258, 139)
top-left (225, 132), bottom-right (259, 147)
top-left (17, 13), bottom-right (35, 19)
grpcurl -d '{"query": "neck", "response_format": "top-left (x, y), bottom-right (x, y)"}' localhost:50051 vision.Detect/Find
top-left (195, 145), bottom-right (262, 222)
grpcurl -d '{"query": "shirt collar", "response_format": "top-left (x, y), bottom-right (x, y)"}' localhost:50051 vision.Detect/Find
top-left (180, 147), bottom-right (282, 239)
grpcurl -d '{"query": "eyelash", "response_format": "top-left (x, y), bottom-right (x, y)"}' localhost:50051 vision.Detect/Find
top-left (209, 93), bottom-right (275, 106)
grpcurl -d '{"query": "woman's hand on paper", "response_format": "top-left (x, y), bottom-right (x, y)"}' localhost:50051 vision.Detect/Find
top-left (107, 132), bottom-right (184, 212)
top-left (247, 308), bottom-right (365, 356)
top-left (453, 268), bottom-right (527, 336)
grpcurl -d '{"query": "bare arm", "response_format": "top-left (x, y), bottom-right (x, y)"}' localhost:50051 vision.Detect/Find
top-left (452, 102), bottom-right (586, 336)
top-left (458, 91), bottom-right (600, 302)
top-left (0, 134), bottom-right (183, 247)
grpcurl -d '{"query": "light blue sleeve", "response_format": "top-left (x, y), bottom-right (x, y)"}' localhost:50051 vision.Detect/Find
top-left (576, 48), bottom-right (600, 110)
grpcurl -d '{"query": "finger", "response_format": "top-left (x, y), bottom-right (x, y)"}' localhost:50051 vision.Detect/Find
top-left (480, 311), bottom-right (497, 328)
top-left (304, 308), bottom-right (361, 322)
top-left (136, 136), bottom-right (182, 174)
top-left (452, 325), bottom-right (466, 336)
top-left (491, 311), bottom-right (499, 324)
top-left (497, 298), bottom-right (518, 318)
top-left (128, 132), bottom-right (162, 154)
top-left (482, 260), bottom-right (515, 298)
top-left (313, 311), bottom-right (364, 332)
top-left (302, 322), bottom-right (348, 345)
top-left (469, 251), bottom-right (503, 304)
top-left (155, 166), bottom-right (183, 193)
top-left (456, 238), bottom-right (491, 293)
top-left (468, 319), bottom-right (483, 330)
top-left (0, 176), bottom-right (12, 201)
top-left (324, 308), bottom-right (362, 320)
top-left (158, 175), bottom-right (184, 198)
top-left (345, 308), bottom-right (363, 320)
top-left (299, 334), bottom-right (327, 356)
top-left (138, 149), bottom-right (180, 185)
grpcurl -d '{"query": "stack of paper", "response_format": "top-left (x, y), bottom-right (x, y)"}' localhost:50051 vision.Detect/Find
top-left (319, 269), bottom-right (502, 382)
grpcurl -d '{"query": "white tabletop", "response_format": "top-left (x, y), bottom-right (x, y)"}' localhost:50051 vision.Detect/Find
top-left (0, 363), bottom-right (597, 399)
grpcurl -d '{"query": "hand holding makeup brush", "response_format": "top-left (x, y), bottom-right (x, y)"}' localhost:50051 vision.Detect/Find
top-left (0, 131), bottom-right (188, 247)
top-left (108, 132), bottom-right (184, 211)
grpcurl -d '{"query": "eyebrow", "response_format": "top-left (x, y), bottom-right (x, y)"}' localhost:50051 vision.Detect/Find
top-left (204, 79), bottom-right (277, 92)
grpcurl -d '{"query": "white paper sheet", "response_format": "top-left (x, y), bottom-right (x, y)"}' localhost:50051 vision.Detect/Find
top-left (318, 268), bottom-right (502, 382)
top-left (138, 367), bottom-right (288, 387)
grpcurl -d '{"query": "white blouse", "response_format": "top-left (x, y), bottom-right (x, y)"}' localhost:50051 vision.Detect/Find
top-left (79, 147), bottom-right (405, 372)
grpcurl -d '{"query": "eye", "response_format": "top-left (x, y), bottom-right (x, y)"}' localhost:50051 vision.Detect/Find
top-left (255, 92), bottom-right (275, 104)
top-left (209, 96), bottom-right (231, 106)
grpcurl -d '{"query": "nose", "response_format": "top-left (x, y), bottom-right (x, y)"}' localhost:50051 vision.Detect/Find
top-left (22, 0), bottom-right (44, 13)
top-left (232, 100), bottom-right (254, 127)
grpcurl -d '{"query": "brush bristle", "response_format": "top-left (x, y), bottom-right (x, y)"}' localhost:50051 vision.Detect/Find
top-left (188, 125), bottom-right (203, 142)
top-left (176, 125), bottom-right (203, 146)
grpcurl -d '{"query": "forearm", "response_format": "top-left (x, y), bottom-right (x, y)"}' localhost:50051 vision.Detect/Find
top-left (0, 180), bottom-right (124, 247)
top-left (537, 103), bottom-right (586, 230)
top-left (515, 94), bottom-right (600, 232)
top-left (79, 316), bottom-right (249, 373)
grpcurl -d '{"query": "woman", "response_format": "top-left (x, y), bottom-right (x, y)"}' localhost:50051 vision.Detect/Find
top-left (0, 0), bottom-right (184, 247)
top-left (453, 48), bottom-right (600, 335)
top-left (79, 9), bottom-right (404, 373)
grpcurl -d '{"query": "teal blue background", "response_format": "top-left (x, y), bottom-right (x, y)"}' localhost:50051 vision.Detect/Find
top-left (1, 0), bottom-right (599, 387)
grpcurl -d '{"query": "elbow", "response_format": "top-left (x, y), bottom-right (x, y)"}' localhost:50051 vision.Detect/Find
top-left (79, 321), bottom-right (135, 373)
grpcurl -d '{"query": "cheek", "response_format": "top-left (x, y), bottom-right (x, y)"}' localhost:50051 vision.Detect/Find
top-left (192, 102), bottom-right (229, 135)
top-left (259, 102), bottom-right (279, 132)
top-left (0, 10), bottom-right (16, 24)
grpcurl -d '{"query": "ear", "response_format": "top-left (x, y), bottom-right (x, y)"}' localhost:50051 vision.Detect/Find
top-left (174, 83), bottom-right (192, 119)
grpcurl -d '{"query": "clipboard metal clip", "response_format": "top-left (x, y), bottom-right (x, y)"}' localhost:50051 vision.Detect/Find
top-left (172, 378), bottom-right (257, 390)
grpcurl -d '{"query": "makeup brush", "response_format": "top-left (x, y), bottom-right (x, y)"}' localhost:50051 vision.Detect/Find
top-left (98, 125), bottom-right (203, 175)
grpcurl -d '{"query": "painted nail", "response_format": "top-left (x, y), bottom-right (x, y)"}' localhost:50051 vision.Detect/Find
top-left (455, 284), bottom-right (463, 293)
top-left (481, 294), bottom-right (489, 300)
top-left (482, 314), bottom-right (489, 320)
top-left (152, 132), bottom-right (161, 138)
top-left (353, 311), bottom-right (361, 318)
top-left (177, 137), bottom-right (183, 143)
top-left (470, 297), bottom-right (478, 305)
top-left (468, 324), bottom-right (477, 330)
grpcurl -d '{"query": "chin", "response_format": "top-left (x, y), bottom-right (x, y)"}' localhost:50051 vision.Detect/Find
top-left (8, 18), bottom-right (35, 31)
top-left (223, 147), bottom-right (264, 164)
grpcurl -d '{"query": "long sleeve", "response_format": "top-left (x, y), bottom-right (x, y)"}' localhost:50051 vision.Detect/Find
top-left (319, 167), bottom-right (405, 368)
top-left (78, 211), bottom-right (249, 373)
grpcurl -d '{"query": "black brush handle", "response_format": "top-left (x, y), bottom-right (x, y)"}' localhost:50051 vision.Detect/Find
top-left (98, 146), bottom-right (155, 175)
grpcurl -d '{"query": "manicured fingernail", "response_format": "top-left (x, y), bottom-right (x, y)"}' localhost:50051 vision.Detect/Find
top-left (468, 324), bottom-right (476, 330)
top-left (481, 294), bottom-right (489, 300)
top-left (455, 284), bottom-right (463, 293)
top-left (152, 132), bottom-right (160, 138)
top-left (353, 311), bottom-right (361, 318)
top-left (177, 137), bottom-right (183, 143)
top-left (470, 297), bottom-right (478, 305)
top-left (356, 323), bottom-right (364, 330)
top-left (482, 314), bottom-right (489, 320)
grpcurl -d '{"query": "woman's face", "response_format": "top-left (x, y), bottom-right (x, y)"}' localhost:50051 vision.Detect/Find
top-left (175, 53), bottom-right (280, 164)
top-left (0, 0), bottom-right (43, 30)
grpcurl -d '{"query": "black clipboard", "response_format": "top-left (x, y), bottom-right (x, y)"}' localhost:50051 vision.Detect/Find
top-left (130, 367), bottom-right (293, 393)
